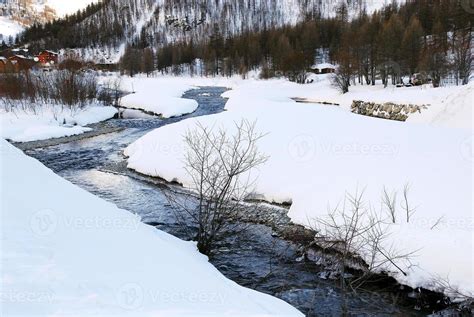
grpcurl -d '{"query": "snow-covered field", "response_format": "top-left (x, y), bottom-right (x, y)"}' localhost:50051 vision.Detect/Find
top-left (125, 75), bottom-right (473, 298)
top-left (0, 105), bottom-right (117, 142)
top-left (294, 74), bottom-right (473, 130)
top-left (118, 77), bottom-right (199, 118)
top-left (0, 139), bottom-right (303, 316)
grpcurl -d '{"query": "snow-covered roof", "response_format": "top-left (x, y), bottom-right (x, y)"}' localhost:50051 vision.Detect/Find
top-left (11, 54), bottom-right (30, 59)
top-left (40, 50), bottom-right (59, 55)
top-left (312, 63), bottom-right (336, 70)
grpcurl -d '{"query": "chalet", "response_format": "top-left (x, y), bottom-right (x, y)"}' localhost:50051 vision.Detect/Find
top-left (37, 50), bottom-right (59, 65)
top-left (8, 55), bottom-right (35, 71)
top-left (311, 63), bottom-right (337, 74)
top-left (0, 56), bottom-right (8, 72)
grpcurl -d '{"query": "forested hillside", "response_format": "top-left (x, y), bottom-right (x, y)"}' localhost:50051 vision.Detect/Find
top-left (14, 0), bottom-right (473, 88)
top-left (135, 0), bottom-right (470, 88)
top-left (18, 0), bottom-right (374, 60)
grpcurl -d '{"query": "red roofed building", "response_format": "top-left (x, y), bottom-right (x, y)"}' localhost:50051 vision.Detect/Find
top-left (37, 50), bottom-right (58, 65)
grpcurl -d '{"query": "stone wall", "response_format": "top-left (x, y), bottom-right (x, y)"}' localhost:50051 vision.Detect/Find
top-left (351, 100), bottom-right (428, 121)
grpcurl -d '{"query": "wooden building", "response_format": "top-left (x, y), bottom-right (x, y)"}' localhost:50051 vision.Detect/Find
top-left (37, 50), bottom-right (59, 65)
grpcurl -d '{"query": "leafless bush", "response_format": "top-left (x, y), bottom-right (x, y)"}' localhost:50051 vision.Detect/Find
top-left (166, 119), bottom-right (268, 255)
top-left (50, 70), bottom-right (97, 110)
top-left (0, 73), bottom-right (26, 100)
top-left (382, 186), bottom-right (397, 223)
top-left (58, 58), bottom-right (85, 72)
top-left (0, 72), bottom-right (38, 113)
top-left (98, 78), bottom-right (122, 107)
top-left (0, 70), bottom-right (98, 114)
top-left (430, 275), bottom-right (474, 305)
top-left (312, 188), bottom-right (416, 314)
top-left (401, 183), bottom-right (416, 223)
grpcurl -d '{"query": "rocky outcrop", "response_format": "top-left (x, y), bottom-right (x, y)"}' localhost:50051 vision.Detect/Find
top-left (351, 100), bottom-right (428, 121)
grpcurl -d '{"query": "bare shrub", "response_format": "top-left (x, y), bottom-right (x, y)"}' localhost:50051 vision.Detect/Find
top-left (401, 183), bottom-right (416, 223)
top-left (166, 119), bottom-right (268, 255)
top-left (332, 45), bottom-right (353, 93)
top-left (98, 78), bottom-right (122, 107)
top-left (312, 189), bottom-right (416, 314)
top-left (0, 72), bottom-right (26, 100)
top-left (0, 72), bottom-right (37, 112)
top-left (430, 275), bottom-right (474, 304)
top-left (382, 186), bottom-right (397, 223)
top-left (58, 58), bottom-right (85, 72)
top-left (0, 70), bottom-right (98, 115)
top-left (50, 70), bottom-right (97, 110)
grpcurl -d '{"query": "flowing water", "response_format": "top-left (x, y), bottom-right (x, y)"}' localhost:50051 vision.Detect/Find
top-left (24, 87), bottom-right (427, 316)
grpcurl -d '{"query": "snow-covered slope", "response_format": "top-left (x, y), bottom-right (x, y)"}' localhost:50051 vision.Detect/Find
top-left (46, 0), bottom-right (100, 17)
top-left (0, 0), bottom-right (98, 39)
top-left (0, 138), bottom-right (303, 316)
top-left (407, 83), bottom-right (474, 129)
top-left (0, 16), bottom-right (23, 41)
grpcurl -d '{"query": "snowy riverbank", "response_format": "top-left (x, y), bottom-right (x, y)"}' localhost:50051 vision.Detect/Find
top-left (117, 76), bottom-right (199, 117)
top-left (0, 138), bottom-right (303, 316)
top-left (0, 104), bottom-right (117, 142)
top-left (125, 75), bottom-right (473, 298)
top-left (297, 74), bottom-right (473, 130)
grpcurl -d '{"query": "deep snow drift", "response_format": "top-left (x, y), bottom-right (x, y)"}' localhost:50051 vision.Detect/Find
top-left (0, 139), bottom-right (303, 316)
top-left (117, 77), bottom-right (199, 118)
top-left (125, 75), bottom-right (473, 298)
top-left (0, 105), bottom-right (117, 142)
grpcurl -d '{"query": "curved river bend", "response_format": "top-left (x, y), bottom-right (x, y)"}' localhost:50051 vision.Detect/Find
top-left (25, 87), bottom-right (426, 316)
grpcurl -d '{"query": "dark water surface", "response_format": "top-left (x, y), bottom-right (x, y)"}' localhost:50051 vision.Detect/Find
top-left (26, 87), bottom-right (424, 316)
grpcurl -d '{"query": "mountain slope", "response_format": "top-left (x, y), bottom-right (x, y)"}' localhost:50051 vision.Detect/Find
top-left (19, 0), bottom-right (399, 61)
top-left (46, 0), bottom-right (101, 17)
top-left (0, 0), bottom-right (100, 40)
top-left (0, 16), bottom-right (23, 42)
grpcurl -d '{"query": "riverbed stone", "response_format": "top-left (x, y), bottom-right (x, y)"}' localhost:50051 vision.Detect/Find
top-left (351, 100), bottom-right (427, 122)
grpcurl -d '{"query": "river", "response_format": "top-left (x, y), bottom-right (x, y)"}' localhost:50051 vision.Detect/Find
top-left (23, 87), bottom-right (429, 316)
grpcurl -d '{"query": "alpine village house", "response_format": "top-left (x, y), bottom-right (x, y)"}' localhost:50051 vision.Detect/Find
top-left (0, 49), bottom-right (58, 73)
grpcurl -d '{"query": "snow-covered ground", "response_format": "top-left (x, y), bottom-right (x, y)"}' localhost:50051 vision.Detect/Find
top-left (0, 139), bottom-right (303, 316)
top-left (124, 75), bottom-right (473, 298)
top-left (0, 105), bottom-right (117, 142)
top-left (295, 74), bottom-right (473, 130)
top-left (117, 76), bottom-right (199, 118)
